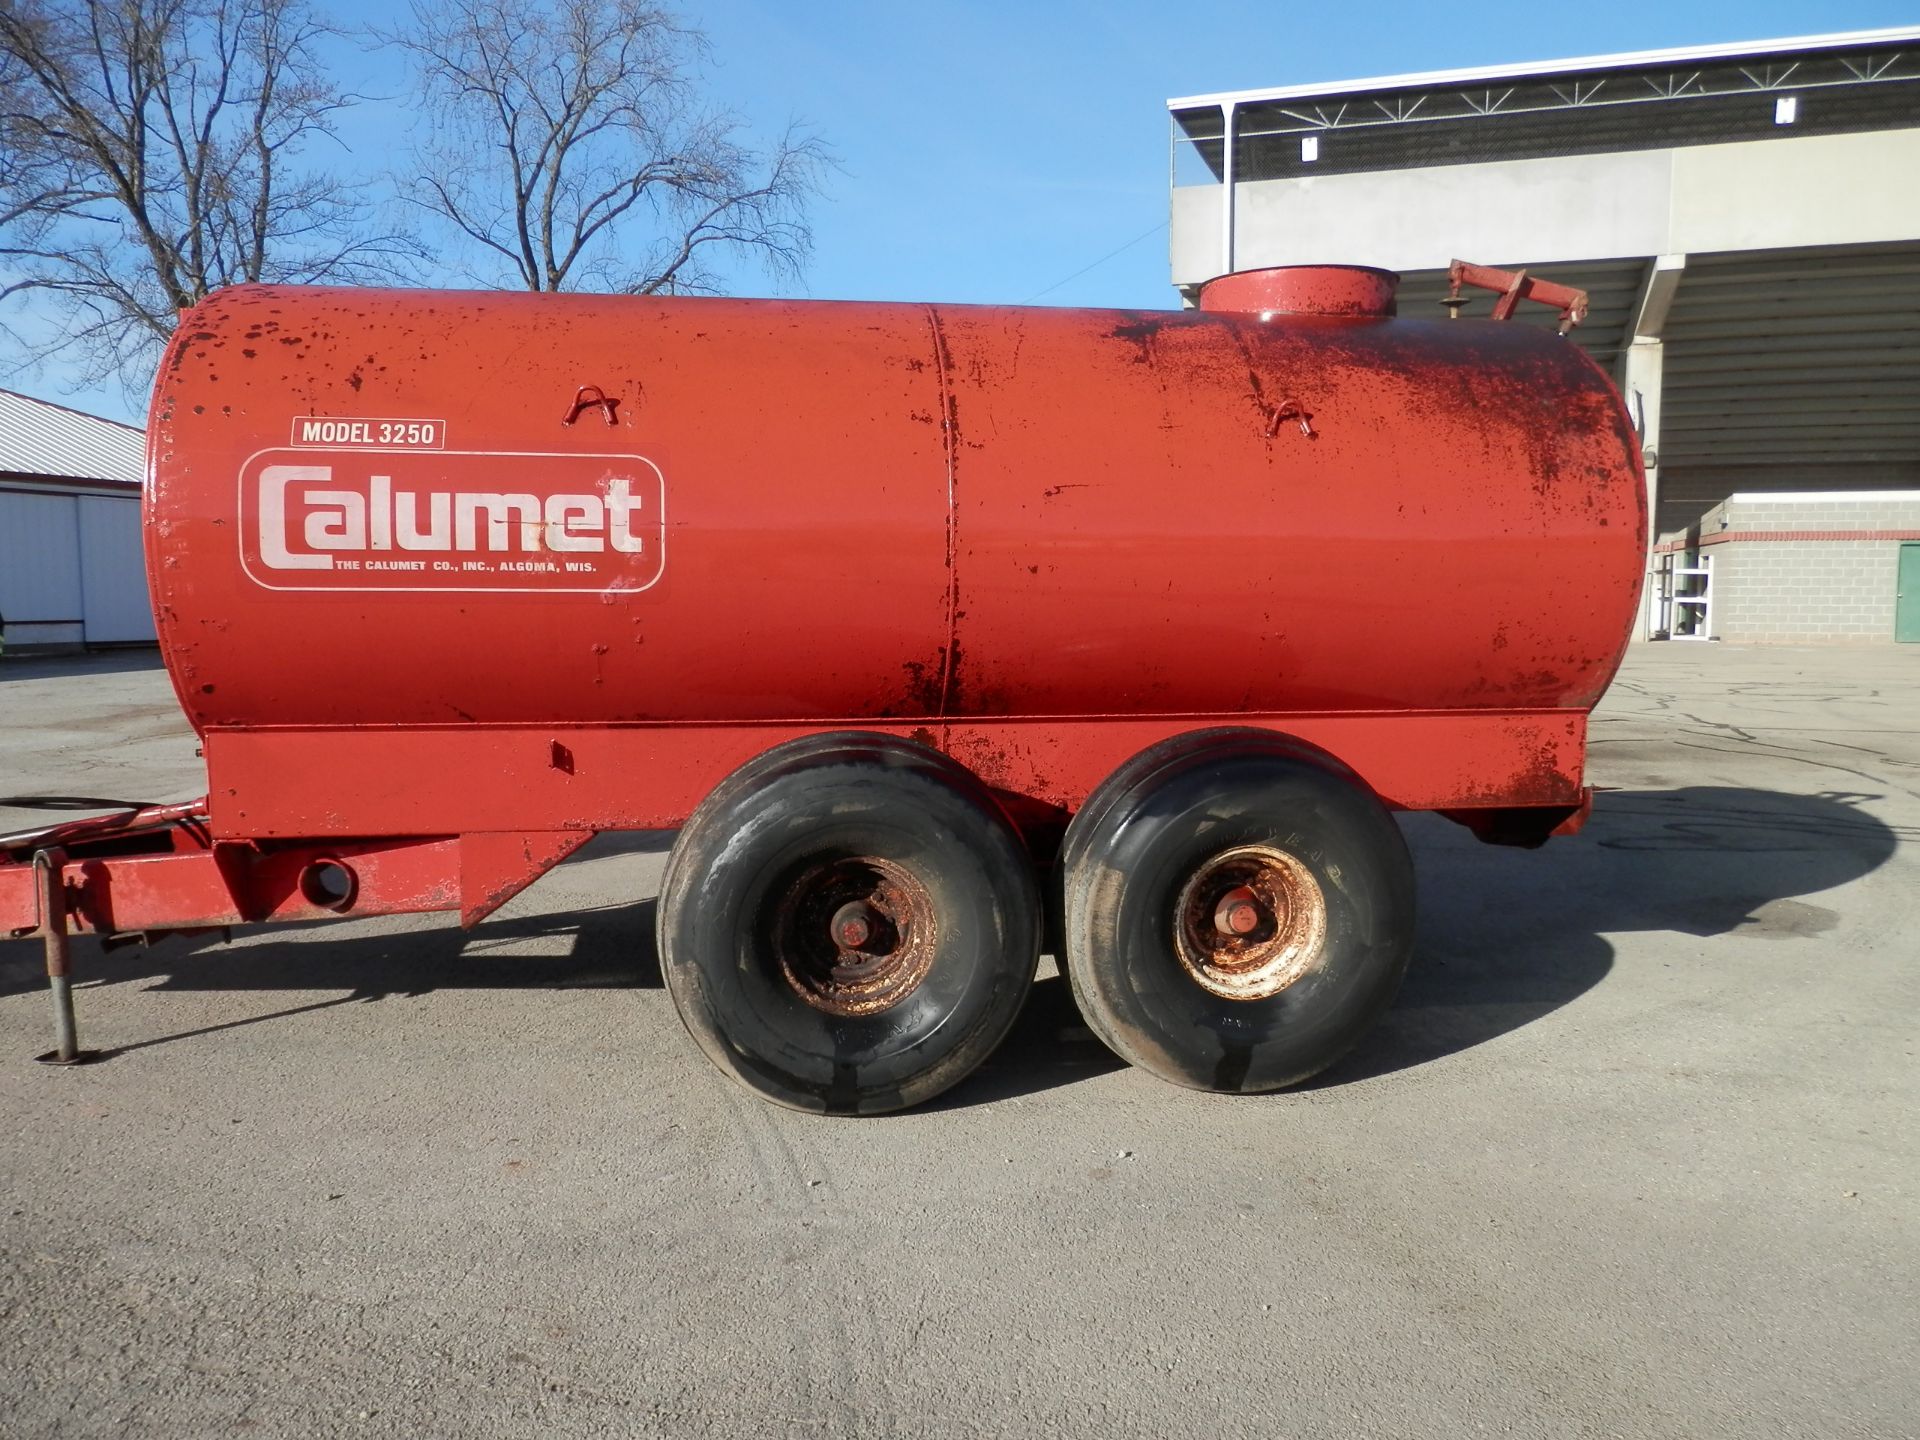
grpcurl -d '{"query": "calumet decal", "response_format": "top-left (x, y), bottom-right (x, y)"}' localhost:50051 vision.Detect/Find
top-left (238, 447), bottom-right (665, 593)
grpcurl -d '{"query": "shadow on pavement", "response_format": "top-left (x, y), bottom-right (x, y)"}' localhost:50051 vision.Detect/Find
top-left (1308, 784), bottom-right (1905, 1088)
top-left (928, 972), bottom-right (1129, 1108)
top-left (0, 898), bottom-right (661, 1005)
top-left (0, 787), bottom-right (1902, 1099)
top-left (0, 648), bottom-right (166, 682)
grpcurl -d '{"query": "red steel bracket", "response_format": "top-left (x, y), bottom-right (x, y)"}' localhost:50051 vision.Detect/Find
top-left (1445, 260), bottom-right (1590, 334)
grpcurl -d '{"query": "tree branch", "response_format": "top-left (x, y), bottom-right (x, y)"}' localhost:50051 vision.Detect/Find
top-left (386, 0), bottom-right (829, 295)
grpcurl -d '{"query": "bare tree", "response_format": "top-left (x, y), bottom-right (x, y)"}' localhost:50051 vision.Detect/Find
top-left (0, 0), bottom-right (414, 390)
top-left (389, 0), bottom-right (831, 294)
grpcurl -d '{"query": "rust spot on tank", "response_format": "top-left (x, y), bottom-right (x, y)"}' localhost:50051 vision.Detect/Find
top-left (1109, 314), bottom-right (1167, 364)
top-left (944, 640), bottom-right (968, 710)
top-left (899, 654), bottom-right (944, 714)
top-left (1455, 732), bottom-right (1577, 809)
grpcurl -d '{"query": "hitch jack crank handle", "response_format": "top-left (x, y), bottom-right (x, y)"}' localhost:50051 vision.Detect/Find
top-left (33, 848), bottom-right (89, 1066)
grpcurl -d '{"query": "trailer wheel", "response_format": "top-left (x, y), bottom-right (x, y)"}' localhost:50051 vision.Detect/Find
top-left (658, 733), bottom-right (1041, 1115)
top-left (1060, 731), bottom-right (1414, 1093)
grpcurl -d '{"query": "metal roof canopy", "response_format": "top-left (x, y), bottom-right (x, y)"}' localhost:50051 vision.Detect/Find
top-left (0, 389), bottom-right (143, 488)
top-left (1170, 28), bottom-right (1920, 183)
top-left (1169, 26), bottom-right (1920, 111)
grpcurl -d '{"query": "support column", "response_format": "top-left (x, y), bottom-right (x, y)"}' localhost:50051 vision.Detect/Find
top-left (1219, 101), bottom-right (1237, 279)
top-left (1618, 253), bottom-right (1686, 640)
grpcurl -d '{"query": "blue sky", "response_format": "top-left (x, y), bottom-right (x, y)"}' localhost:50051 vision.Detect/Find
top-left (19, 0), bottom-right (1919, 421)
top-left (692, 0), bottom-right (1917, 308)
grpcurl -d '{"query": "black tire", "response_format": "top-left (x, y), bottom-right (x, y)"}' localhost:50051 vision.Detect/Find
top-left (1060, 730), bottom-right (1414, 1093)
top-left (658, 733), bottom-right (1041, 1115)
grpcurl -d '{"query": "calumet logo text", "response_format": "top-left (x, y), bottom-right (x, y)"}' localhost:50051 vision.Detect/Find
top-left (239, 449), bottom-right (666, 593)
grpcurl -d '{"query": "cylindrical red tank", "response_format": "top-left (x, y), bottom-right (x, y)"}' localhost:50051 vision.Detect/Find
top-left (146, 270), bottom-right (1644, 736)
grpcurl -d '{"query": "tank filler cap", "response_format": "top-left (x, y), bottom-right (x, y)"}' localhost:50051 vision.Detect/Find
top-left (1198, 265), bottom-right (1398, 320)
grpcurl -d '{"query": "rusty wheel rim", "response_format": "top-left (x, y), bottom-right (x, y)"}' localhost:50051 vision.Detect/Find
top-left (770, 856), bottom-right (938, 1017)
top-left (1172, 844), bottom-right (1327, 1002)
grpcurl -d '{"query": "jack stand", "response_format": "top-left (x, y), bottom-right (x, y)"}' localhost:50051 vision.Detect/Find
top-left (33, 848), bottom-right (91, 1066)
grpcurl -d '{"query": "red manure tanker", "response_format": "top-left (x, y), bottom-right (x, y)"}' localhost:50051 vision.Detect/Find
top-left (2, 263), bottom-right (1645, 1112)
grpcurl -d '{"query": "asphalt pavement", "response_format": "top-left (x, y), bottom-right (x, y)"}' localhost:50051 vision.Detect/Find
top-left (1, 644), bottom-right (1915, 1438)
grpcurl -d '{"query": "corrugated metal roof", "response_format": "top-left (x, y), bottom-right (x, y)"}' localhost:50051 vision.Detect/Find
top-left (0, 389), bottom-right (144, 486)
top-left (1660, 242), bottom-right (1920, 467)
top-left (1168, 26), bottom-right (1920, 111)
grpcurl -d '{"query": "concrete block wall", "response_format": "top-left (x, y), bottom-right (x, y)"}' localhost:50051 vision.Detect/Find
top-left (1697, 492), bottom-right (1920, 644)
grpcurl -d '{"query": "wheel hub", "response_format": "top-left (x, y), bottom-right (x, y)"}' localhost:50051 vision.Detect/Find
top-left (1173, 845), bottom-right (1328, 1001)
top-left (769, 856), bottom-right (937, 1016)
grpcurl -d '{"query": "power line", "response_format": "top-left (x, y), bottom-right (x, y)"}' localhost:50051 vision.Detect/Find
top-left (1021, 220), bottom-right (1169, 304)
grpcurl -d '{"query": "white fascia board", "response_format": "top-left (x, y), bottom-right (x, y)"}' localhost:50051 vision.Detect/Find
top-left (1167, 26), bottom-right (1920, 113)
top-left (1727, 491), bottom-right (1920, 504)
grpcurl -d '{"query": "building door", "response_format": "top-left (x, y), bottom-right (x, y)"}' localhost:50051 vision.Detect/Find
top-left (0, 490), bottom-right (84, 650)
top-left (77, 495), bottom-right (156, 643)
top-left (1900, 544), bottom-right (1920, 643)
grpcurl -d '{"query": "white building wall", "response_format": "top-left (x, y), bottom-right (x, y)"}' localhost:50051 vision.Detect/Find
top-left (1173, 128), bottom-right (1920, 284)
top-left (0, 490), bottom-right (85, 649)
top-left (77, 495), bottom-right (155, 643)
top-left (1668, 131), bottom-right (1920, 253)
top-left (0, 486), bottom-right (154, 650)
